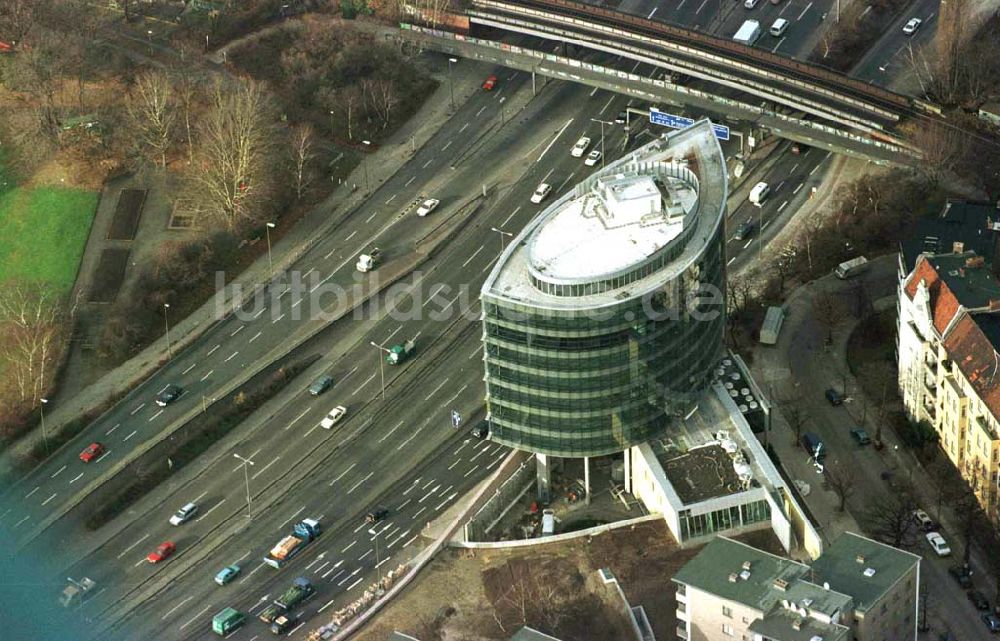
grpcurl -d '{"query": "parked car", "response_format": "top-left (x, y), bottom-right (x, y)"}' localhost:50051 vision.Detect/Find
top-left (482, 74), bottom-right (497, 91)
top-left (850, 427), bottom-right (871, 446)
top-left (734, 219), bottom-right (754, 241)
top-left (570, 137), bottom-right (591, 158)
top-left (902, 17), bottom-right (922, 35)
top-left (320, 405), bottom-right (347, 429)
top-left (912, 509), bottom-right (935, 531)
top-left (156, 384), bottom-right (183, 407)
top-left (215, 564), bottom-right (241, 586)
top-left (147, 541), bottom-right (177, 564)
top-left (584, 149), bottom-right (602, 166)
top-left (982, 613), bottom-right (1000, 633)
top-left (801, 432), bottom-right (826, 463)
top-left (308, 375), bottom-right (334, 396)
top-left (366, 507), bottom-right (389, 524)
top-left (79, 442), bottom-right (105, 463)
top-left (824, 388), bottom-right (844, 406)
top-left (416, 198), bottom-right (440, 217)
top-left (969, 590), bottom-right (990, 611)
top-left (949, 564), bottom-right (973, 589)
top-left (925, 531), bottom-right (951, 557)
top-left (169, 502), bottom-right (199, 526)
top-left (530, 183), bottom-right (552, 204)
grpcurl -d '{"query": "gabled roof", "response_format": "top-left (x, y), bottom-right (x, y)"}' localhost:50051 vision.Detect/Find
top-left (943, 311), bottom-right (1000, 425)
top-left (903, 257), bottom-right (961, 335)
top-left (904, 254), bottom-right (1000, 336)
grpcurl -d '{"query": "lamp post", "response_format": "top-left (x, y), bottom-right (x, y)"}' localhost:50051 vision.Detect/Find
top-left (370, 341), bottom-right (388, 401)
top-left (265, 222), bottom-right (276, 273)
top-left (590, 118), bottom-right (613, 168)
top-left (447, 57), bottom-right (458, 111)
top-left (163, 303), bottom-right (172, 359)
top-left (490, 227), bottom-right (513, 253)
top-left (361, 140), bottom-right (371, 192)
top-left (233, 453), bottom-right (255, 518)
top-left (40, 398), bottom-right (49, 456)
top-left (368, 527), bottom-right (384, 587)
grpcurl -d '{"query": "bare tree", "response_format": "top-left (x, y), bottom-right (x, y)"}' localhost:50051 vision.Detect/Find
top-left (824, 461), bottom-right (856, 512)
top-left (781, 402), bottom-right (807, 444)
top-left (185, 78), bottom-right (279, 231)
top-left (126, 71), bottom-right (176, 167)
top-left (0, 0), bottom-right (40, 44)
top-left (0, 283), bottom-right (66, 404)
top-left (865, 482), bottom-right (918, 548)
top-left (172, 72), bottom-right (199, 165)
top-left (290, 125), bottom-right (315, 200)
top-left (812, 291), bottom-right (845, 346)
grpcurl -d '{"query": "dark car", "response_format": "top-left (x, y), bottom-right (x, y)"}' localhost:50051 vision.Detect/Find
top-left (969, 590), bottom-right (990, 611)
top-left (271, 613), bottom-right (298, 634)
top-left (366, 507), bottom-right (389, 524)
top-left (733, 219), bottom-right (754, 241)
top-left (614, 110), bottom-right (627, 124)
top-left (801, 432), bottom-right (826, 463)
top-left (949, 564), bottom-right (973, 589)
top-left (850, 427), bottom-right (871, 446)
top-left (472, 421), bottom-right (489, 439)
top-left (982, 612), bottom-right (1000, 633)
top-left (156, 384), bottom-right (183, 407)
top-left (825, 388), bottom-right (844, 406)
top-left (308, 375), bottom-right (334, 396)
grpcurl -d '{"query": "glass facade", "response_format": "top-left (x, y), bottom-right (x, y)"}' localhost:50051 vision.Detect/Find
top-left (677, 499), bottom-right (771, 540)
top-left (483, 227), bottom-right (726, 457)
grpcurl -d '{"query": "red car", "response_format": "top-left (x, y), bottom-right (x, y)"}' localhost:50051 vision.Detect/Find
top-left (147, 541), bottom-right (176, 564)
top-left (79, 442), bottom-right (105, 463)
top-left (482, 74), bottom-right (497, 91)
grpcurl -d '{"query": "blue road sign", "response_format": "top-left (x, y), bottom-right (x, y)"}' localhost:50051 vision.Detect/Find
top-left (649, 108), bottom-right (730, 141)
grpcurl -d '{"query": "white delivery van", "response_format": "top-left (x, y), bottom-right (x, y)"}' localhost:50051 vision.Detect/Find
top-left (749, 181), bottom-right (770, 205)
top-left (835, 256), bottom-right (869, 279)
top-left (770, 18), bottom-right (789, 36)
top-left (733, 19), bottom-right (762, 46)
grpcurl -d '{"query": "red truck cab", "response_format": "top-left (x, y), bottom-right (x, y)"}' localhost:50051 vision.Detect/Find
top-left (482, 74), bottom-right (497, 91)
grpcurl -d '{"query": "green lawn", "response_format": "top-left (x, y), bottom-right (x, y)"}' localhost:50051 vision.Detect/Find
top-left (0, 154), bottom-right (98, 294)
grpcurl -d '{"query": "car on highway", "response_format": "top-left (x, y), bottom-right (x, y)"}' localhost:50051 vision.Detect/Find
top-left (530, 183), bottom-right (552, 204)
top-left (969, 590), bottom-right (991, 611)
top-left (308, 375), bottom-right (334, 395)
top-left (749, 181), bottom-right (770, 205)
top-left (482, 74), bottom-right (497, 91)
top-left (147, 541), bottom-right (176, 564)
top-left (169, 502), bottom-right (199, 526)
top-left (733, 219), bottom-right (754, 241)
top-left (416, 198), bottom-right (440, 217)
top-left (584, 149), bottom-right (602, 166)
top-left (215, 564), bottom-right (241, 586)
top-left (825, 388), bottom-right (844, 406)
top-left (156, 384), bottom-right (183, 407)
top-left (912, 508), bottom-right (936, 531)
top-left (320, 405), bottom-right (347, 429)
top-left (570, 137), bottom-right (591, 157)
top-left (983, 613), bottom-right (1000, 633)
top-left (850, 427), bottom-right (871, 446)
top-left (614, 110), bottom-right (627, 124)
top-left (925, 531), bottom-right (951, 557)
top-left (272, 613), bottom-right (298, 635)
top-left (366, 507), bottom-right (389, 523)
top-left (949, 564), bottom-right (973, 589)
top-left (472, 421), bottom-right (489, 439)
top-left (902, 17), bottom-right (922, 35)
top-left (79, 442), bottom-right (105, 463)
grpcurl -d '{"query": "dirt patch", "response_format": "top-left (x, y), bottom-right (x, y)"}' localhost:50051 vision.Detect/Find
top-left (107, 189), bottom-right (147, 240)
top-left (88, 247), bottom-right (131, 303)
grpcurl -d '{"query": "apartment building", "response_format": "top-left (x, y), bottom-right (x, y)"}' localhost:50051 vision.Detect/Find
top-left (673, 533), bottom-right (920, 641)
top-left (897, 200), bottom-right (1000, 522)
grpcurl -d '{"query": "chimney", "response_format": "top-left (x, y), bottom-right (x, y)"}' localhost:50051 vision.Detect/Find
top-left (954, 241), bottom-right (965, 254)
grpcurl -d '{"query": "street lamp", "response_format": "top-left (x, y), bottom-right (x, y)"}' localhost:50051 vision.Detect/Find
top-left (490, 227), bottom-right (513, 253)
top-left (368, 527), bottom-right (384, 588)
top-left (163, 303), bottom-right (172, 359)
top-left (590, 118), bottom-right (613, 168)
top-left (40, 398), bottom-right (49, 456)
top-left (361, 140), bottom-right (372, 192)
top-left (233, 453), bottom-right (255, 518)
top-left (447, 58), bottom-right (458, 111)
top-left (370, 341), bottom-right (388, 401)
top-left (265, 222), bottom-right (276, 274)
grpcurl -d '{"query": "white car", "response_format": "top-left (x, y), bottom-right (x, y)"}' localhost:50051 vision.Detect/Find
top-left (416, 198), bottom-right (440, 217)
top-left (169, 502), bottom-right (198, 526)
top-left (320, 405), bottom-right (347, 429)
top-left (530, 183), bottom-right (552, 204)
top-left (912, 508), bottom-right (934, 530)
top-left (902, 17), bottom-right (922, 35)
top-left (570, 137), bottom-right (591, 158)
top-left (584, 149), bottom-right (602, 166)
top-left (925, 531), bottom-right (951, 557)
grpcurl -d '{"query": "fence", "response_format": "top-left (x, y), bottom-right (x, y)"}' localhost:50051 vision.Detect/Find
top-left (462, 454), bottom-right (537, 541)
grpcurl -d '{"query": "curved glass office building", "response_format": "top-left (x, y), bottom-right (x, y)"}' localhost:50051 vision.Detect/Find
top-left (481, 121), bottom-right (729, 457)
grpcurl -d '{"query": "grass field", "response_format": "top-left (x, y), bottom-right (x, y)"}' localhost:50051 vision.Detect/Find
top-left (0, 152), bottom-right (98, 294)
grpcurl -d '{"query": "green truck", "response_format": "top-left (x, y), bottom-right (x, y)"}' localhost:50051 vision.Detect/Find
top-left (275, 577), bottom-right (315, 609)
top-left (212, 608), bottom-right (245, 636)
top-left (385, 340), bottom-right (415, 365)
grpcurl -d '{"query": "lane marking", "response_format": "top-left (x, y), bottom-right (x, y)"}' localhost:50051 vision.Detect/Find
top-left (797, 1), bottom-right (812, 20)
top-left (130, 403), bottom-right (146, 416)
top-left (195, 499), bottom-right (226, 522)
top-left (286, 409), bottom-right (310, 430)
top-left (778, 201), bottom-right (788, 213)
top-left (647, 6), bottom-right (657, 17)
top-left (179, 605), bottom-right (211, 631)
top-left (116, 533), bottom-right (150, 559)
top-left (460, 122), bottom-right (470, 132)
top-left (51, 465), bottom-right (66, 479)
top-left (230, 325), bottom-right (245, 337)
top-left (41, 493), bottom-right (57, 506)
top-left (207, 345), bottom-right (220, 356)
top-left (538, 119), bottom-right (575, 162)
top-left (249, 331), bottom-right (262, 343)
top-left (250, 456), bottom-right (280, 480)
top-left (124, 430), bottom-right (138, 441)
top-left (272, 313), bottom-right (285, 323)
top-left (404, 176), bottom-right (416, 187)
top-left (385, 194), bottom-right (397, 204)
top-left (346, 471), bottom-right (375, 494)
top-left (182, 363), bottom-right (196, 375)
top-left (462, 245), bottom-right (484, 267)
top-left (224, 351), bottom-right (238, 363)
top-left (502, 205), bottom-right (521, 227)
top-left (793, 183), bottom-right (803, 195)
top-left (148, 409), bottom-right (163, 422)
top-left (329, 462), bottom-right (357, 486)
top-left (200, 369), bottom-right (214, 382)
top-left (106, 423), bottom-right (120, 435)
top-left (69, 472), bottom-right (84, 484)
top-left (442, 140), bottom-right (453, 151)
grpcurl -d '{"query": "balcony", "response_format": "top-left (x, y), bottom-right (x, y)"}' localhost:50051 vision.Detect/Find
top-left (676, 625), bottom-right (689, 640)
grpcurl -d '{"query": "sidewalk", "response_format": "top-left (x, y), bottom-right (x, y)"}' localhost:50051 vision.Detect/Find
top-left (0, 51), bottom-right (508, 481)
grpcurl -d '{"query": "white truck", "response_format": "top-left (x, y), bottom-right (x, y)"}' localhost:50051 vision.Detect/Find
top-left (835, 256), bottom-right (869, 279)
top-left (356, 248), bottom-right (380, 273)
top-left (733, 19), bottom-right (762, 46)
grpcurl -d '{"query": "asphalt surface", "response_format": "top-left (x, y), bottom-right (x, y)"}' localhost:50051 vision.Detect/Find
top-left (852, 0), bottom-right (942, 84)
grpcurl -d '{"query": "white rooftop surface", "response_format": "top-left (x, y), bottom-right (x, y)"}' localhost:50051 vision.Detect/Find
top-left (529, 173), bottom-right (697, 282)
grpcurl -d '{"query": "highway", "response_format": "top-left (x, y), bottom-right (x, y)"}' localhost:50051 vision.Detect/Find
top-left (852, 0), bottom-right (941, 84)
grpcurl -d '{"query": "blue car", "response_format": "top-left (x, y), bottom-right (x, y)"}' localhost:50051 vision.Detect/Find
top-left (214, 565), bottom-right (241, 586)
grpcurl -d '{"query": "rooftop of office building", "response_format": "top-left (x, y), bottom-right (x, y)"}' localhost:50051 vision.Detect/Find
top-left (809, 532), bottom-right (921, 614)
